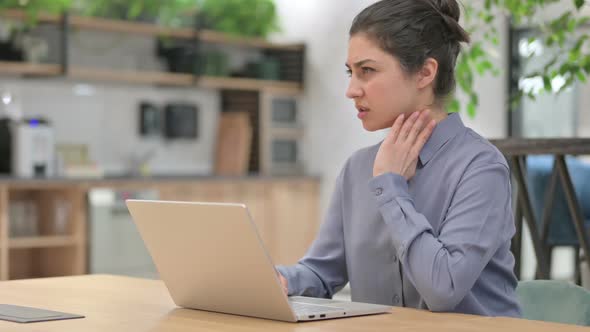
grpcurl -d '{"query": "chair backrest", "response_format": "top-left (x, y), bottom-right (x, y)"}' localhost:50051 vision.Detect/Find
top-left (516, 280), bottom-right (590, 326)
top-left (526, 155), bottom-right (590, 245)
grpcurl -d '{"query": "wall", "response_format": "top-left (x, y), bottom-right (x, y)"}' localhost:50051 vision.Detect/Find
top-left (0, 28), bottom-right (221, 175)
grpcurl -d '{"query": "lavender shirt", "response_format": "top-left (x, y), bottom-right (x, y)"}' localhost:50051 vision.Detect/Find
top-left (277, 113), bottom-right (522, 317)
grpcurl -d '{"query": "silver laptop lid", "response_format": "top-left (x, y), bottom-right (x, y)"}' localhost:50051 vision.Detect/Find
top-left (126, 200), bottom-right (297, 322)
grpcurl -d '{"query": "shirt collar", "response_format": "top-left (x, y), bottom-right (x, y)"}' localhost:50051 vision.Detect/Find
top-left (419, 112), bottom-right (465, 166)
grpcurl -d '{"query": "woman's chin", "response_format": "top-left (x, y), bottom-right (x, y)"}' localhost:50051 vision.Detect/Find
top-left (362, 120), bottom-right (391, 132)
top-left (361, 121), bottom-right (382, 132)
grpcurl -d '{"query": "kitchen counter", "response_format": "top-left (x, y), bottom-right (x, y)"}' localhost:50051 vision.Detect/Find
top-left (0, 174), bottom-right (320, 189)
top-left (0, 175), bottom-right (321, 280)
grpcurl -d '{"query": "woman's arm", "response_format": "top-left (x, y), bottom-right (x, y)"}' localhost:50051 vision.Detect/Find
top-left (276, 168), bottom-right (349, 298)
top-left (369, 161), bottom-right (513, 311)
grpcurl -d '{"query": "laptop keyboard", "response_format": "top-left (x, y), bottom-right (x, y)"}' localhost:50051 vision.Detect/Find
top-left (289, 301), bottom-right (344, 315)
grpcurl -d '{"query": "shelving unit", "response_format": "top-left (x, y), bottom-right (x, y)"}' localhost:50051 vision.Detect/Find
top-left (0, 178), bottom-right (320, 280)
top-left (0, 186), bottom-right (86, 280)
top-left (0, 61), bottom-right (62, 76)
top-left (8, 235), bottom-right (78, 249)
top-left (0, 9), bottom-right (305, 94)
top-left (0, 10), bottom-right (304, 50)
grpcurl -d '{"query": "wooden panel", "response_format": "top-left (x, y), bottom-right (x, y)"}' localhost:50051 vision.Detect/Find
top-left (38, 247), bottom-right (80, 277)
top-left (0, 186), bottom-right (8, 280)
top-left (200, 76), bottom-right (302, 94)
top-left (69, 67), bottom-right (194, 86)
top-left (37, 190), bottom-right (55, 236)
top-left (268, 180), bottom-right (320, 265)
top-left (67, 67), bottom-right (302, 93)
top-left (0, 61), bottom-right (62, 76)
top-left (158, 180), bottom-right (319, 265)
top-left (491, 138), bottom-right (590, 156)
top-left (1, 178), bottom-right (319, 279)
top-left (0, 9), bottom-right (60, 23)
top-left (69, 189), bottom-right (87, 274)
top-left (8, 248), bottom-right (35, 279)
top-left (214, 112), bottom-right (252, 176)
top-left (222, 91), bottom-right (260, 173)
top-left (9, 236), bottom-right (77, 249)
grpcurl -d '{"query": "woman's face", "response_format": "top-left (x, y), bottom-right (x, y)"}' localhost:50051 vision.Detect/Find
top-left (346, 34), bottom-right (420, 131)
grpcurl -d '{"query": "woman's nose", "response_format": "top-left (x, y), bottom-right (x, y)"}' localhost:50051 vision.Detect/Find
top-left (346, 79), bottom-right (363, 99)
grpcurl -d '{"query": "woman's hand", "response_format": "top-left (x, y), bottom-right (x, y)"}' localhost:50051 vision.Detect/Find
top-left (277, 270), bottom-right (289, 295)
top-left (373, 109), bottom-right (436, 180)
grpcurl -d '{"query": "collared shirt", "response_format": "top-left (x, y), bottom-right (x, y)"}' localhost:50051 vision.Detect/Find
top-left (277, 113), bottom-right (522, 317)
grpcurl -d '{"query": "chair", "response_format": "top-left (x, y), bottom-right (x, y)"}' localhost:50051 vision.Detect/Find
top-left (516, 280), bottom-right (590, 326)
top-left (526, 155), bottom-right (590, 283)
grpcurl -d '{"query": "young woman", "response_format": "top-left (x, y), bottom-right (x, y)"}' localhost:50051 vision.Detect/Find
top-left (276, 0), bottom-right (522, 317)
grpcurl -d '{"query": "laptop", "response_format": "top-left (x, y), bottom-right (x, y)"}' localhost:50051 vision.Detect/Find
top-left (126, 200), bottom-right (391, 322)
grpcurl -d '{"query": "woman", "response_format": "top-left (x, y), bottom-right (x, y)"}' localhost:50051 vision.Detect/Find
top-left (276, 0), bottom-right (522, 317)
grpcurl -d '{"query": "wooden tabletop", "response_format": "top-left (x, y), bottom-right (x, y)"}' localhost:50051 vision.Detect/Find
top-left (0, 275), bottom-right (586, 331)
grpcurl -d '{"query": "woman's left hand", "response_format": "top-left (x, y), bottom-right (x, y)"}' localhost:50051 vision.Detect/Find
top-left (373, 109), bottom-right (437, 180)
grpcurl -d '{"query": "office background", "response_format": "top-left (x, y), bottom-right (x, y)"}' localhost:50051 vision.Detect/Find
top-left (0, 0), bottom-right (589, 293)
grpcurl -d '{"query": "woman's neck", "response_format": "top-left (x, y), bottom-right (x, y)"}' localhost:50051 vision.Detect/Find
top-left (430, 109), bottom-right (448, 123)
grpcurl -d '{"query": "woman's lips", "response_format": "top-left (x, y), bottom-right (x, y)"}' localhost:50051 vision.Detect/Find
top-left (357, 106), bottom-right (369, 119)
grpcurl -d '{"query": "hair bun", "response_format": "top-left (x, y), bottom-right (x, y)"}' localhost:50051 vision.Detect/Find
top-left (434, 0), bottom-right (461, 22)
top-left (431, 0), bottom-right (470, 43)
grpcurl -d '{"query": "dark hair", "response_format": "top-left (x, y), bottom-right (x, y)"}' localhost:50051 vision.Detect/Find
top-left (349, 0), bottom-right (470, 102)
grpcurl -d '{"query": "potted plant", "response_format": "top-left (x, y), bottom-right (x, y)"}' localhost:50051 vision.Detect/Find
top-left (73, 0), bottom-right (198, 27)
top-left (195, 0), bottom-right (280, 38)
top-left (451, 0), bottom-right (590, 117)
top-left (0, 1), bottom-right (67, 62)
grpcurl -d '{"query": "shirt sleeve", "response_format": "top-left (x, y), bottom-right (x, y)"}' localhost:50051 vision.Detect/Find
top-left (276, 167), bottom-right (348, 298)
top-left (368, 162), bottom-right (512, 312)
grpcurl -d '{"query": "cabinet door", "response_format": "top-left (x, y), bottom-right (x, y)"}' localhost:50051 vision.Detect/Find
top-left (266, 180), bottom-right (320, 265)
top-left (159, 180), bottom-right (320, 266)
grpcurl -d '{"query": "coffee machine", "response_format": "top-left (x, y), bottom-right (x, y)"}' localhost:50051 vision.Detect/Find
top-left (0, 118), bottom-right (55, 178)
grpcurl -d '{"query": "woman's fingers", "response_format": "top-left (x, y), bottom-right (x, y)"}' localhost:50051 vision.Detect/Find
top-left (387, 113), bottom-right (405, 143)
top-left (406, 109), bottom-right (430, 144)
top-left (397, 111), bottom-right (420, 143)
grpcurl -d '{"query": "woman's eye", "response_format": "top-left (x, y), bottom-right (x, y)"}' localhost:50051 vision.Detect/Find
top-left (345, 69), bottom-right (352, 77)
top-left (362, 67), bottom-right (374, 74)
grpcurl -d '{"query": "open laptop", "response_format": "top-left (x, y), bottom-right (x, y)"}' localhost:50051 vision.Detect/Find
top-left (126, 200), bottom-right (391, 322)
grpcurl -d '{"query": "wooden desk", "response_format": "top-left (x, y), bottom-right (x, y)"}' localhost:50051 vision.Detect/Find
top-left (0, 275), bottom-right (586, 331)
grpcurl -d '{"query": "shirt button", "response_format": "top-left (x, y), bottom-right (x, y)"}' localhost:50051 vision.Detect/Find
top-left (392, 255), bottom-right (398, 263)
top-left (393, 294), bottom-right (400, 305)
top-left (375, 188), bottom-right (383, 196)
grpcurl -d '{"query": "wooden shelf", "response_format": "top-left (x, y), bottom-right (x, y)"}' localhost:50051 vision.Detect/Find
top-left (0, 62), bottom-right (303, 93)
top-left (0, 9), bottom-right (304, 51)
top-left (9, 236), bottom-right (77, 249)
top-left (0, 61), bottom-right (62, 76)
top-left (0, 9), bottom-right (60, 24)
top-left (199, 30), bottom-right (304, 51)
top-left (69, 67), bottom-right (194, 86)
top-left (68, 67), bottom-right (302, 93)
top-left (199, 76), bottom-right (302, 94)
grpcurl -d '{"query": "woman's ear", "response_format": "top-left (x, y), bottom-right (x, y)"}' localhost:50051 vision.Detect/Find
top-left (416, 58), bottom-right (438, 89)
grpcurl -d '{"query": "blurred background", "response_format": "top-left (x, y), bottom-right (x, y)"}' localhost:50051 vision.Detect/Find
top-left (0, 0), bottom-right (589, 301)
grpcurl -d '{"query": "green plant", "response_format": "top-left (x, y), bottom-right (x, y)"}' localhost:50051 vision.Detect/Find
top-left (0, 0), bottom-right (72, 25)
top-left (196, 0), bottom-right (280, 38)
top-left (451, 0), bottom-right (590, 118)
top-left (74, 0), bottom-right (198, 27)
